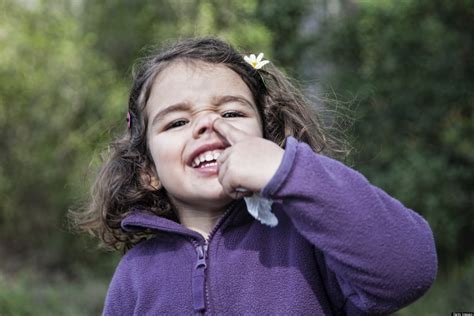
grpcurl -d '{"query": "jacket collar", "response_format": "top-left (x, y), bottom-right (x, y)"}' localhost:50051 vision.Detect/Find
top-left (121, 199), bottom-right (253, 240)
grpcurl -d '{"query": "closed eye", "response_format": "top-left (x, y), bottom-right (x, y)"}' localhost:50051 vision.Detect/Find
top-left (222, 111), bottom-right (245, 118)
top-left (166, 119), bottom-right (188, 130)
top-left (164, 111), bottom-right (244, 130)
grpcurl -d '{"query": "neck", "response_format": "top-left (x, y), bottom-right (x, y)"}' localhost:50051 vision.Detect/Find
top-left (170, 197), bottom-right (231, 240)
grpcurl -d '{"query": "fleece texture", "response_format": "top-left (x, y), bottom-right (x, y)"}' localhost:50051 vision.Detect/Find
top-left (102, 136), bottom-right (437, 315)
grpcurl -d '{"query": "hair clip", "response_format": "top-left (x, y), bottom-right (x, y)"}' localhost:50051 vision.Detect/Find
top-left (244, 53), bottom-right (270, 69)
top-left (126, 111), bottom-right (131, 129)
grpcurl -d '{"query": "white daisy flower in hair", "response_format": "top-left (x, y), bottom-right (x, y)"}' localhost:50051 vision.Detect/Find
top-left (244, 53), bottom-right (270, 69)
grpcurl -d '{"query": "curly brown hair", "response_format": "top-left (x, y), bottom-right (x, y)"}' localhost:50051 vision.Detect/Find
top-left (72, 37), bottom-right (347, 252)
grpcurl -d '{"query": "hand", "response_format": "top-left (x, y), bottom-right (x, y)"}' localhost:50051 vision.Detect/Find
top-left (212, 119), bottom-right (285, 199)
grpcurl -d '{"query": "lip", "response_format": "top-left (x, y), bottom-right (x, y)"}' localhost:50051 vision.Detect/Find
top-left (193, 162), bottom-right (219, 176)
top-left (186, 142), bottom-right (229, 167)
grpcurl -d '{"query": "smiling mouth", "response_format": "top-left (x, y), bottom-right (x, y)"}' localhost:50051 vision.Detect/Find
top-left (191, 149), bottom-right (222, 168)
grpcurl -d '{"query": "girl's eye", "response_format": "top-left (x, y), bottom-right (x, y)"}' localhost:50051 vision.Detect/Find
top-left (222, 111), bottom-right (244, 118)
top-left (166, 119), bottom-right (188, 130)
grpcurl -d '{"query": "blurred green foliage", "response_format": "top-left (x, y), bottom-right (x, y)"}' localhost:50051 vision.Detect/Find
top-left (307, 0), bottom-right (473, 268)
top-left (81, 0), bottom-right (273, 75)
top-left (0, 0), bottom-right (126, 272)
top-left (0, 0), bottom-right (472, 314)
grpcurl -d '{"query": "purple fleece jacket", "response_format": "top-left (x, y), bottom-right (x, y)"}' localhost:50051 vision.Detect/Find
top-left (103, 137), bottom-right (437, 315)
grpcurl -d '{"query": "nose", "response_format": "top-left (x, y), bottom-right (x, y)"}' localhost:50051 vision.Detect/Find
top-left (192, 112), bottom-right (219, 139)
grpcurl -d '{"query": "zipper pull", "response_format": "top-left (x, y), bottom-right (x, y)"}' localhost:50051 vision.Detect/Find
top-left (193, 244), bottom-right (208, 312)
top-left (195, 244), bottom-right (207, 269)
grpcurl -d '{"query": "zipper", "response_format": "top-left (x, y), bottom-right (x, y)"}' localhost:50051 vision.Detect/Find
top-left (192, 241), bottom-right (208, 313)
top-left (190, 201), bottom-right (240, 314)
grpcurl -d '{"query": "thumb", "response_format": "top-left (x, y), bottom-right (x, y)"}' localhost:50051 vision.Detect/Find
top-left (212, 119), bottom-right (249, 145)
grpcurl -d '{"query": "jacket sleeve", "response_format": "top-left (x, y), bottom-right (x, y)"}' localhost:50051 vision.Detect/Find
top-left (261, 137), bottom-right (438, 315)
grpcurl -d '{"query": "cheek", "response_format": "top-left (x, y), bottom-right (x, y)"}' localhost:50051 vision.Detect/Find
top-left (230, 121), bottom-right (262, 138)
top-left (148, 134), bottom-right (182, 176)
top-left (242, 117), bottom-right (264, 138)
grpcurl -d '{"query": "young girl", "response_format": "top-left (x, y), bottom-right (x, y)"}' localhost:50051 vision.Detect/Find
top-left (77, 37), bottom-right (437, 315)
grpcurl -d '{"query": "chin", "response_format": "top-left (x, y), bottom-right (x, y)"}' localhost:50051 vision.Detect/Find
top-left (169, 186), bottom-right (231, 205)
top-left (200, 191), bottom-right (231, 203)
top-left (203, 188), bottom-right (234, 203)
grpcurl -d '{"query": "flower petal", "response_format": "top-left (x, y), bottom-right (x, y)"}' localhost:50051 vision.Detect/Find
top-left (255, 60), bottom-right (270, 69)
top-left (244, 55), bottom-right (251, 63)
top-left (250, 54), bottom-right (256, 61)
top-left (256, 53), bottom-right (264, 63)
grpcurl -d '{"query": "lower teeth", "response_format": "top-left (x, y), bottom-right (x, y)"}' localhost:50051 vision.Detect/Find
top-left (200, 162), bottom-right (217, 168)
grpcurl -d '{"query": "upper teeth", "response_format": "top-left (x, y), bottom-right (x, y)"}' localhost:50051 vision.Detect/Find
top-left (192, 150), bottom-right (222, 168)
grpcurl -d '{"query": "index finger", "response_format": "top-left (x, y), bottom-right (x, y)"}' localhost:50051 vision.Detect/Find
top-left (212, 119), bottom-right (249, 146)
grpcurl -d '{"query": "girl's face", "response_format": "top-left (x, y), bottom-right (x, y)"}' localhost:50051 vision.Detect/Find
top-left (145, 61), bottom-right (263, 211)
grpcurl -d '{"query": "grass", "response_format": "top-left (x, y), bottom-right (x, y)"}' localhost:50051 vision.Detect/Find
top-left (0, 270), bottom-right (108, 316)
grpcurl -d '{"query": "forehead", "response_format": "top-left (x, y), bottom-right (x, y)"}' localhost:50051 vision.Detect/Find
top-left (146, 60), bottom-right (254, 113)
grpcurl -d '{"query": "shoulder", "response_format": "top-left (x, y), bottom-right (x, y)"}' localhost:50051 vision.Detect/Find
top-left (105, 236), bottom-right (182, 296)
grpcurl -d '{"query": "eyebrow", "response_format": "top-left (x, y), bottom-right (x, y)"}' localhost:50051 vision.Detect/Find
top-left (150, 95), bottom-right (255, 128)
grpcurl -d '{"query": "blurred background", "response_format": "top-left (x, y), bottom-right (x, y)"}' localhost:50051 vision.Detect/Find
top-left (0, 0), bottom-right (472, 314)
